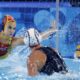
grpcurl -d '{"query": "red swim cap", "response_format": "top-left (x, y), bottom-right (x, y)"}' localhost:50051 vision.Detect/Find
top-left (2, 15), bottom-right (15, 25)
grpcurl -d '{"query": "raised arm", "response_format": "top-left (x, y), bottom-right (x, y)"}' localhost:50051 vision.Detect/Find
top-left (40, 20), bottom-right (57, 40)
top-left (11, 20), bottom-right (57, 48)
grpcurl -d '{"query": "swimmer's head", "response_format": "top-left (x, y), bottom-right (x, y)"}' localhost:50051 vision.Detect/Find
top-left (2, 15), bottom-right (16, 37)
top-left (76, 45), bottom-right (80, 58)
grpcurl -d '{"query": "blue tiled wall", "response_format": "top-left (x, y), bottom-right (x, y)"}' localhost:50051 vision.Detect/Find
top-left (0, 2), bottom-right (80, 58)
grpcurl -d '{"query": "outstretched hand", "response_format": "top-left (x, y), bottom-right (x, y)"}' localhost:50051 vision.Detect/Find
top-left (50, 20), bottom-right (57, 31)
top-left (40, 20), bottom-right (58, 40)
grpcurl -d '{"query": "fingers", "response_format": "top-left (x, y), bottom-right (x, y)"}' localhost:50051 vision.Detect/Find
top-left (51, 20), bottom-right (57, 30)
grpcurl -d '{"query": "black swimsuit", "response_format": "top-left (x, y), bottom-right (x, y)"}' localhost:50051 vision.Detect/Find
top-left (38, 47), bottom-right (68, 75)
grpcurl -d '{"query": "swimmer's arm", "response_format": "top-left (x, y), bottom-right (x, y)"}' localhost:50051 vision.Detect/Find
top-left (11, 37), bottom-right (24, 48)
top-left (40, 20), bottom-right (57, 40)
top-left (11, 21), bottom-right (57, 47)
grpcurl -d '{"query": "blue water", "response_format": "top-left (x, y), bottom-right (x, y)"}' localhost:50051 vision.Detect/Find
top-left (0, 27), bottom-right (80, 80)
top-left (0, 58), bottom-right (80, 80)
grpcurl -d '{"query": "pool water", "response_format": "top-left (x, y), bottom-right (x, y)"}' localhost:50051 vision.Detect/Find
top-left (0, 57), bottom-right (80, 80)
top-left (0, 27), bottom-right (80, 80)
